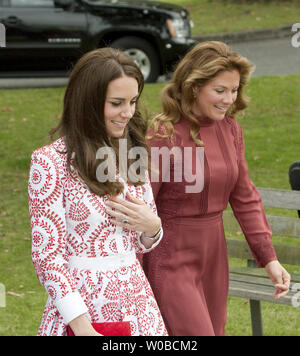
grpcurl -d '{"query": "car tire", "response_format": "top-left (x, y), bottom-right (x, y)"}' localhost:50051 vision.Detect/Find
top-left (111, 36), bottom-right (160, 83)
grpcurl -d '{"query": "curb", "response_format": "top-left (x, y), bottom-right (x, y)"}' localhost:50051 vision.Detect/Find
top-left (0, 75), bottom-right (169, 89)
top-left (192, 23), bottom-right (293, 44)
top-left (0, 77), bottom-right (68, 89)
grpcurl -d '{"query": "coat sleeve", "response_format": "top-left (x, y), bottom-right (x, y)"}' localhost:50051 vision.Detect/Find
top-left (229, 121), bottom-right (277, 268)
top-left (28, 147), bottom-right (88, 324)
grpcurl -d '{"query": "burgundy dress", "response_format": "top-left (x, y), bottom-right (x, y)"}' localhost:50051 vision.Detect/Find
top-left (142, 116), bottom-right (277, 336)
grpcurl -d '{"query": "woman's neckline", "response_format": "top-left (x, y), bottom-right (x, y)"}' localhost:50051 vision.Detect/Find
top-left (196, 116), bottom-right (216, 127)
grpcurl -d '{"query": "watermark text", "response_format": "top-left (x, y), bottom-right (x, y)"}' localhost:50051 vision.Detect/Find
top-left (96, 139), bottom-right (204, 193)
top-left (0, 283), bottom-right (6, 308)
top-left (291, 283), bottom-right (300, 307)
top-left (291, 23), bottom-right (300, 48)
top-left (0, 23), bottom-right (6, 48)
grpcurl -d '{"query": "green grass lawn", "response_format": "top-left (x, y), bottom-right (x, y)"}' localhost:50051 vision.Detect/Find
top-left (160, 0), bottom-right (300, 35)
top-left (0, 74), bottom-right (300, 335)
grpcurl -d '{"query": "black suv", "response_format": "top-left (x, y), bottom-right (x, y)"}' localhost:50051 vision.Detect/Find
top-left (0, 0), bottom-right (196, 82)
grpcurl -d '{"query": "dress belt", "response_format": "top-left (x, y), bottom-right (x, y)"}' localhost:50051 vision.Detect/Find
top-left (68, 251), bottom-right (136, 271)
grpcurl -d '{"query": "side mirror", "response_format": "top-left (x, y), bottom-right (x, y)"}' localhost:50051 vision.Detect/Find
top-left (54, 0), bottom-right (73, 8)
top-left (289, 161), bottom-right (300, 218)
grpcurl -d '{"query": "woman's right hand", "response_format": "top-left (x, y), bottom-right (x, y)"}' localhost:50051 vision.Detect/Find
top-left (69, 314), bottom-right (103, 336)
top-left (106, 191), bottom-right (161, 237)
top-left (89, 330), bottom-right (103, 336)
top-left (265, 260), bottom-right (291, 299)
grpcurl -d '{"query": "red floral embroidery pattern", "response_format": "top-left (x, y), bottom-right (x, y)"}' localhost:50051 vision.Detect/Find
top-left (104, 280), bottom-right (119, 300)
top-left (69, 202), bottom-right (90, 222)
top-left (74, 222), bottom-right (90, 237)
top-left (29, 138), bottom-right (167, 336)
top-left (101, 302), bottom-right (121, 322)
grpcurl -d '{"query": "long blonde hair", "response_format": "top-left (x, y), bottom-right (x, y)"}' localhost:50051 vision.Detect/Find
top-left (149, 41), bottom-right (254, 146)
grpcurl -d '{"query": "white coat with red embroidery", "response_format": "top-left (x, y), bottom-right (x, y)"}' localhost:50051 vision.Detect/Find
top-left (28, 138), bottom-right (167, 336)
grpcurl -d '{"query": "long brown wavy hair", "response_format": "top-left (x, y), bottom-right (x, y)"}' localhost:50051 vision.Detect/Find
top-left (50, 47), bottom-right (148, 197)
top-left (148, 41), bottom-right (254, 146)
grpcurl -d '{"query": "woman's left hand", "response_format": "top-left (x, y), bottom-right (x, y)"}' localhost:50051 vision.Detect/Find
top-left (265, 260), bottom-right (291, 299)
top-left (105, 191), bottom-right (161, 237)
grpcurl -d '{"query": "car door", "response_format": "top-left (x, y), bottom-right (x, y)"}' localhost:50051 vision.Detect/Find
top-left (0, 0), bottom-right (88, 72)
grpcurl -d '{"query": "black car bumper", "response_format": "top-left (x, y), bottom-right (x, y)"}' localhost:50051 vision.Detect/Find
top-left (160, 37), bottom-right (197, 72)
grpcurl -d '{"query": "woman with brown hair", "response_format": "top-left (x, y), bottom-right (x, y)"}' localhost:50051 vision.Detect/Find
top-left (28, 48), bottom-right (167, 336)
top-left (142, 41), bottom-right (290, 336)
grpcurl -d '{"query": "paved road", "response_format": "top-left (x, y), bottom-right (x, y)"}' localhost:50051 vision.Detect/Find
top-left (231, 37), bottom-right (300, 77)
top-left (0, 37), bottom-right (299, 88)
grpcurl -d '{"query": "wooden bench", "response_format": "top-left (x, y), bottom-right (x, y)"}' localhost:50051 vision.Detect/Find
top-left (223, 187), bottom-right (300, 336)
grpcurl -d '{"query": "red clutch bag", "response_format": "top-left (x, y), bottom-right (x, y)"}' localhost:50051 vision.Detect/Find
top-left (67, 322), bottom-right (131, 336)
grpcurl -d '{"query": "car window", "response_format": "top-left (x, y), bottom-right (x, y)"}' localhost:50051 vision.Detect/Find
top-left (10, 0), bottom-right (54, 7)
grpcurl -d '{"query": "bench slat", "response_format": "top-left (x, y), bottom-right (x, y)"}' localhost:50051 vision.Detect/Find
top-left (230, 271), bottom-right (300, 288)
top-left (257, 188), bottom-right (300, 210)
top-left (223, 211), bottom-right (300, 238)
top-left (227, 238), bottom-right (300, 265)
top-left (230, 272), bottom-right (274, 287)
top-left (227, 238), bottom-right (253, 260)
top-left (229, 280), bottom-right (294, 305)
top-left (230, 267), bottom-right (300, 283)
top-left (264, 215), bottom-right (300, 237)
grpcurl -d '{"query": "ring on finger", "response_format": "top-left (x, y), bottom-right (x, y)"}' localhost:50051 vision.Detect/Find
top-left (122, 218), bottom-right (129, 224)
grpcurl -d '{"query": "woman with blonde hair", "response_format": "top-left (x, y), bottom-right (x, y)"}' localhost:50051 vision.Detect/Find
top-left (142, 41), bottom-right (290, 336)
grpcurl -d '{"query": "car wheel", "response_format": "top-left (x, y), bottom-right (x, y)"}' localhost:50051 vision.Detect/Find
top-left (111, 36), bottom-right (160, 83)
